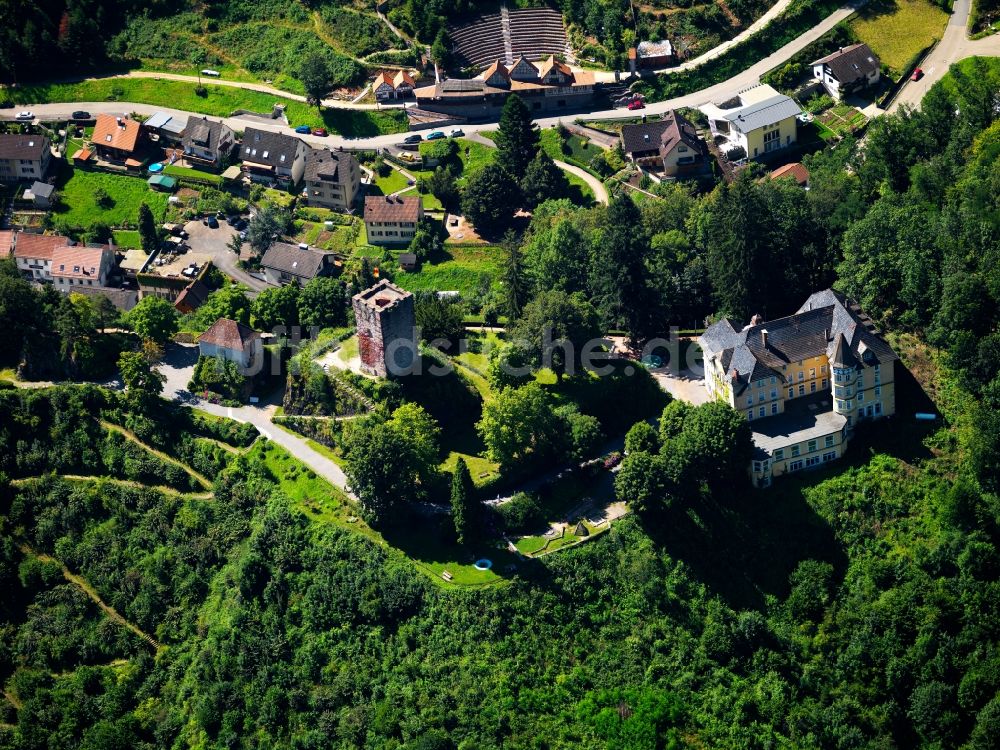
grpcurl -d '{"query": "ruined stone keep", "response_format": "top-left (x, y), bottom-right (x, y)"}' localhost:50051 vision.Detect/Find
top-left (352, 280), bottom-right (418, 377)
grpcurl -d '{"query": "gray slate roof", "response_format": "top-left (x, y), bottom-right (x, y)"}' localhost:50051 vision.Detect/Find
top-left (304, 147), bottom-right (356, 183)
top-left (812, 43), bottom-right (880, 84)
top-left (719, 94), bottom-right (801, 134)
top-left (30, 181), bottom-right (55, 198)
top-left (241, 127), bottom-right (303, 169)
top-left (699, 288), bottom-right (897, 394)
top-left (620, 120), bottom-right (673, 155)
top-left (184, 117), bottom-right (230, 152)
top-left (261, 242), bottom-right (334, 280)
top-left (0, 134), bottom-right (49, 161)
top-left (751, 393), bottom-right (847, 455)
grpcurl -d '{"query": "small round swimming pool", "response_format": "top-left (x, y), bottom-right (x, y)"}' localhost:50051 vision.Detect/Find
top-left (473, 559), bottom-right (493, 571)
top-left (149, 163), bottom-right (164, 173)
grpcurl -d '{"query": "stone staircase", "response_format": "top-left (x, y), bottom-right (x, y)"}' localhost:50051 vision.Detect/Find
top-left (500, 5), bottom-right (514, 65)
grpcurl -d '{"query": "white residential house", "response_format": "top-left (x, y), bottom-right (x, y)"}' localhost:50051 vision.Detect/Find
top-left (363, 195), bottom-right (423, 245)
top-left (811, 44), bottom-right (881, 100)
top-left (197, 318), bottom-right (262, 371)
top-left (51, 245), bottom-right (114, 289)
top-left (13, 232), bottom-right (72, 280)
top-left (700, 83), bottom-right (801, 161)
top-left (240, 128), bottom-right (308, 187)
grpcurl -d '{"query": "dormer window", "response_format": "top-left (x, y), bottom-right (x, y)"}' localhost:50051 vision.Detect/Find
top-left (262, 150), bottom-right (269, 158)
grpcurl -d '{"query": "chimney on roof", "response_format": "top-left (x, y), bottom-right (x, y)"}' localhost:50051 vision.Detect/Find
top-left (761, 329), bottom-right (769, 349)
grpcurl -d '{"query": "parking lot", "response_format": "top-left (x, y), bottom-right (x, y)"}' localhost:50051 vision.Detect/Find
top-left (182, 218), bottom-right (268, 292)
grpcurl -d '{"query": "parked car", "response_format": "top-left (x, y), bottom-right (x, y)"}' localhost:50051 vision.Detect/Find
top-left (71, 110), bottom-right (90, 120)
top-left (226, 216), bottom-right (239, 226)
top-left (426, 131), bottom-right (446, 140)
top-left (797, 112), bottom-right (814, 123)
top-left (235, 219), bottom-right (248, 231)
top-left (312, 128), bottom-right (328, 137)
top-left (239, 230), bottom-right (248, 240)
top-left (403, 134), bottom-right (422, 144)
top-left (15, 111), bottom-right (33, 121)
top-left (206, 216), bottom-right (219, 229)
top-left (294, 125), bottom-right (312, 134)
top-left (911, 67), bottom-right (924, 82)
top-left (449, 128), bottom-right (465, 138)
top-left (627, 100), bottom-right (645, 111)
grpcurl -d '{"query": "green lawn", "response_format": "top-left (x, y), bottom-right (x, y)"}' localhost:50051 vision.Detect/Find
top-left (393, 244), bottom-right (502, 297)
top-left (253, 439), bottom-right (508, 587)
top-left (371, 164), bottom-right (411, 195)
top-left (850, 0), bottom-right (949, 76)
top-left (162, 164), bottom-right (223, 188)
top-left (53, 168), bottom-right (169, 230)
top-left (539, 128), bottom-right (601, 170)
top-left (9, 78), bottom-right (408, 137)
top-left (112, 230), bottom-right (141, 249)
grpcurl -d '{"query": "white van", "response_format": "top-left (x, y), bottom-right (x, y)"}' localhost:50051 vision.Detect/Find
top-left (201, 69), bottom-right (221, 78)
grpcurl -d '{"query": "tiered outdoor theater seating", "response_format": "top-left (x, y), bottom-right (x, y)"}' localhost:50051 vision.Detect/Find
top-left (448, 14), bottom-right (505, 68)
top-left (507, 8), bottom-right (567, 60)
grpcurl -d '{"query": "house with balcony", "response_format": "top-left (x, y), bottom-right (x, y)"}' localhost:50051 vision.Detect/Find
top-left (698, 289), bottom-right (898, 487)
top-left (812, 44), bottom-right (881, 100)
top-left (302, 148), bottom-right (360, 210)
top-left (91, 114), bottom-right (144, 166)
top-left (620, 110), bottom-right (709, 178)
top-left (182, 117), bottom-right (235, 169)
top-left (240, 128), bottom-right (308, 187)
top-left (700, 84), bottom-right (801, 161)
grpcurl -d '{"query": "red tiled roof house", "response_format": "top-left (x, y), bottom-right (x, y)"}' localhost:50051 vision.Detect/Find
top-left (91, 114), bottom-right (144, 165)
top-left (13, 232), bottom-right (72, 280)
top-left (197, 317), bottom-right (262, 370)
top-left (51, 245), bottom-right (115, 289)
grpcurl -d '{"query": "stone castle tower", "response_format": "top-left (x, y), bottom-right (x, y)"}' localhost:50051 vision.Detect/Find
top-left (351, 280), bottom-right (417, 377)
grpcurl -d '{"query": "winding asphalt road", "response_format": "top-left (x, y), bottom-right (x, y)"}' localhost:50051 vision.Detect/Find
top-left (5, 2), bottom-right (874, 151)
top-left (157, 343), bottom-right (355, 497)
top-left (890, 0), bottom-right (1000, 111)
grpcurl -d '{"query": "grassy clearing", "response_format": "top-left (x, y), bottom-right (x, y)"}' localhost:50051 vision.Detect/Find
top-left (8, 78), bottom-right (407, 137)
top-left (112, 230), bottom-right (141, 249)
top-left (850, 0), bottom-right (949, 76)
top-left (53, 167), bottom-right (168, 230)
top-left (393, 244), bottom-right (502, 297)
top-left (539, 128), bottom-right (601, 168)
top-left (254, 439), bottom-right (509, 587)
top-left (162, 164), bottom-right (223, 188)
top-left (371, 165), bottom-right (411, 195)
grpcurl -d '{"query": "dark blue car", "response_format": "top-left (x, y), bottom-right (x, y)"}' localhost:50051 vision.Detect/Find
top-left (294, 125), bottom-right (312, 134)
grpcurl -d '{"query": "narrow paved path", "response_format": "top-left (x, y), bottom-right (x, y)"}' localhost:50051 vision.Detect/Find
top-left (18, 544), bottom-right (162, 652)
top-left (193, 400), bottom-right (356, 498)
top-left (554, 159), bottom-right (610, 204)
top-left (157, 343), bottom-right (356, 498)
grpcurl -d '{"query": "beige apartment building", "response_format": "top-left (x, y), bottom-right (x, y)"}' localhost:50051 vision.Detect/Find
top-left (699, 289), bottom-right (897, 487)
top-left (302, 148), bottom-right (360, 211)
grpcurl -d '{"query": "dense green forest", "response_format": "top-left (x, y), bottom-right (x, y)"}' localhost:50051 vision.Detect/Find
top-left (2, 57), bottom-right (1000, 750)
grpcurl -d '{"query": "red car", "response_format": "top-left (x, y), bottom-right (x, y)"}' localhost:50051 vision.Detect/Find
top-left (312, 128), bottom-right (328, 137)
top-left (911, 67), bottom-right (924, 82)
top-left (627, 99), bottom-right (645, 111)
